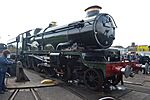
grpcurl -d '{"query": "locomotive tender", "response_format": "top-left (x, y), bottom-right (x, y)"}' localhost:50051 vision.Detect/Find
top-left (7, 5), bottom-right (140, 90)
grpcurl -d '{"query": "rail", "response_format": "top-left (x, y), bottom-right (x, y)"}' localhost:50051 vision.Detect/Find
top-left (8, 88), bottom-right (41, 100)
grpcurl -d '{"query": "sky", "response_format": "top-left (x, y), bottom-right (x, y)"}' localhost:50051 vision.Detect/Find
top-left (0, 0), bottom-right (149, 47)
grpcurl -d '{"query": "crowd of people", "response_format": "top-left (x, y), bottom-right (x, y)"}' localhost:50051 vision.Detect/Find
top-left (121, 52), bottom-right (140, 62)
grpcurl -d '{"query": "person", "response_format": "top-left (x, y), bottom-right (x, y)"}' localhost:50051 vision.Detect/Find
top-left (144, 62), bottom-right (150, 75)
top-left (0, 49), bottom-right (14, 94)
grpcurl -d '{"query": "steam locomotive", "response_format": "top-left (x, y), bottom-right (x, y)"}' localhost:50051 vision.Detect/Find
top-left (7, 5), bottom-right (140, 90)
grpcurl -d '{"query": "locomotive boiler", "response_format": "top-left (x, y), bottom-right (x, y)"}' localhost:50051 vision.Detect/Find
top-left (33, 5), bottom-right (117, 50)
top-left (7, 5), bottom-right (141, 91)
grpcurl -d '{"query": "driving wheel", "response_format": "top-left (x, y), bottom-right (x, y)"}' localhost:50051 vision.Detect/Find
top-left (84, 69), bottom-right (103, 91)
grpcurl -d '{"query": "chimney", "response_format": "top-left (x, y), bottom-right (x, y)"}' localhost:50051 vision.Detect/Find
top-left (85, 5), bottom-right (102, 17)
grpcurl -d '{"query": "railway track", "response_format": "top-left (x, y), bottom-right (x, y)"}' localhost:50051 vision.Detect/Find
top-left (59, 84), bottom-right (88, 100)
top-left (8, 88), bottom-right (41, 100)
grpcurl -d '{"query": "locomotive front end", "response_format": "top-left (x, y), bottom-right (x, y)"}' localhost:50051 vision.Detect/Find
top-left (93, 14), bottom-right (117, 48)
top-left (85, 5), bottom-right (117, 49)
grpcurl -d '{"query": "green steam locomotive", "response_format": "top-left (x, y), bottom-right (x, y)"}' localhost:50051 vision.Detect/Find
top-left (7, 5), bottom-right (140, 91)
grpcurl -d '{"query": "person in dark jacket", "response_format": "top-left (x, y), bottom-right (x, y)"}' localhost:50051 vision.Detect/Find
top-left (0, 49), bottom-right (14, 94)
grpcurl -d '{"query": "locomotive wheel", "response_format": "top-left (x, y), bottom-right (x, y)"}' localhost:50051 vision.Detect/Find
top-left (47, 67), bottom-right (57, 77)
top-left (84, 69), bottom-right (103, 91)
top-left (31, 59), bottom-right (41, 72)
top-left (109, 73), bottom-right (122, 86)
top-left (60, 65), bottom-right (71, 82)
top-left (26, 56), bottom-right (32, 69)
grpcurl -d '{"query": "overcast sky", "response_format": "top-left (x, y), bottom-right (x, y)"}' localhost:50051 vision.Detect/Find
top-left (0, 0), bottom-right (149, 47)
